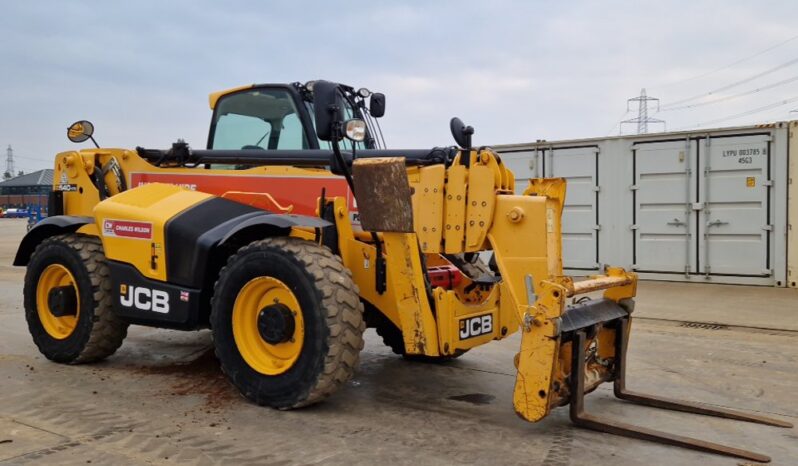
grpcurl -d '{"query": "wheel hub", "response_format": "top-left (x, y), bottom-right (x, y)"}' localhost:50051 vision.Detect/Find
top-left (47, 285), bottom-right (78, 317)
top-left (257, 303), bottom-right (295, 344)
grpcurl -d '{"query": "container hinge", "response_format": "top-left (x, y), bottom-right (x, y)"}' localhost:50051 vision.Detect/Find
top-left (762, 180), bottom-right (773, 187)
top-left (762, 268), bottom-right (773, 276)
top-left (762, 225), bottom-right (773, 231)
top-left (765, 135), bottom-right (774, 142)
top-left (629, 224), bottom-right (639, 230)
top-left (593, 185), bottom-right (601, 192)
top-left (629, 184), bottom-right (638, 191)
top-left (593, 224), bottom-right (601, 231)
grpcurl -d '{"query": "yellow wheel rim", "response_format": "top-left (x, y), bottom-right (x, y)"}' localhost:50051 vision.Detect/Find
top-left (232, 276), bottom-right (305, 375)
top-left (36, 264), bottom-right (80, 340)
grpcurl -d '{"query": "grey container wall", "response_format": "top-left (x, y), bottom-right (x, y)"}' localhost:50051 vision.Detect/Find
top-left (495, 121), bottom-right (795, 287)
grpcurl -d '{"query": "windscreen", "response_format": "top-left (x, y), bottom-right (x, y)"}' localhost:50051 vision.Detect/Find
top-left (211, 89), bottom-right (309, 150)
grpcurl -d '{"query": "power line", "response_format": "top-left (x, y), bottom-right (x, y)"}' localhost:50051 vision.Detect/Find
top-left (606, 109), bottom-right (630, 136)
top-left (651, 33), bottom-right (798, 90)
top-left (659, 74), bottom-right (798, 112)
top-left (13, 153), bottom-right (55, 163)
top-left (674, 95), bottom-right (798, 130)
top-left (621, 89), bottom-right (665, 134)
top-left (661, 57), bottom-right (798, 109)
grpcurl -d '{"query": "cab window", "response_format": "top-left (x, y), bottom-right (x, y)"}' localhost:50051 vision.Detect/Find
top-left (305, 98), bottom-right (366, 151)
top-left (211, 89), bottom-right (309, 150)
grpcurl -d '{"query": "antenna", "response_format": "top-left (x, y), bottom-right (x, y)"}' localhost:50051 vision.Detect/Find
top-left (5, 145), bottom-right (14, 176)
top-left (621, 88), bottom-right (666, 134)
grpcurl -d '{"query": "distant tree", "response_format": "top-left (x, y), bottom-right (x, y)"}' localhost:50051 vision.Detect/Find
top-left (2, 172), bottom-right (10, 180)
top-left (17, 170), bottom-right (24, 176)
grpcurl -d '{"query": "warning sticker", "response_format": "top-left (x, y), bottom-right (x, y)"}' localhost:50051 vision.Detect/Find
top-left (102, 219), bottom-right (153, 240)
top-left (746, 177), bottom-right (756, 188)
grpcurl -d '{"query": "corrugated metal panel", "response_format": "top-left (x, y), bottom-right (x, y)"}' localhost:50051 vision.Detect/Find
top-left (632, 139), bottom-right (695, 274)
top-left (698, 135), bottom-right (771, 277)
top-left (496, 121), bottom-right (793, 287)
top-left (0, 169), bottom-right (53, 188)
top-left (789, 122), bottom-right (798, 288)
top-left (545, 146), bottom-right (600, 270)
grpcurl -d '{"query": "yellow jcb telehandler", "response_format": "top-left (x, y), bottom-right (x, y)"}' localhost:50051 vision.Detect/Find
top-left (15, 80), bottom-right (791, 462)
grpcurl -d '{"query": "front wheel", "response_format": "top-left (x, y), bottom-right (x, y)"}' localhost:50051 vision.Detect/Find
top-left (210, 237), bottom-right (364, 409)
top-left (23, 234), bottom-right (128, 363)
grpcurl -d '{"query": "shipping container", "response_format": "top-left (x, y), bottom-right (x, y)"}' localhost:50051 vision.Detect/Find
top-left (789, 121), bottom-right (797, 288)
top-left (496, 121), bottom-right (796, 287)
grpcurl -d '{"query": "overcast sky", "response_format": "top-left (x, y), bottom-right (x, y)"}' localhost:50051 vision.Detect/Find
top-left (2, 1), bottom-right (798, 173)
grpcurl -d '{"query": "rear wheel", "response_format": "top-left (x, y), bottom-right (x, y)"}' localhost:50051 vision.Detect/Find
top-left (23, 234), bottom-right (128, 363)
top-left (211, 237), bottom-right (364, 409)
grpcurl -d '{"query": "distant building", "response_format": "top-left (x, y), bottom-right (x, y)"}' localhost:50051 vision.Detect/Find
top-left (0, 169), bottom-right (53, 209)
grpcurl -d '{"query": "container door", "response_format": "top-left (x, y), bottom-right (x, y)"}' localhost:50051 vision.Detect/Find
top-left (545, 147), bottom-right (600, 271)
top-left (632, 139), bottom-right (697, 274)
top-left (501, 149), bottom-right (543, 190)
top-left (698, 135), bottom-right (771, 276)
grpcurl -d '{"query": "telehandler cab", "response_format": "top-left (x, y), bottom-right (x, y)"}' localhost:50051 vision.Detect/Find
top-left (16, 80), bottom-right (790, 462)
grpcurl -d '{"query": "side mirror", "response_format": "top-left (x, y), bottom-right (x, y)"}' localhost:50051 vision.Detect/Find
top-left (449, 117), bottom-right (474, 149)
top-left (67, 120), bottom-right (95, 143)
top-left (369, 93), bottom-right (386, 118)
top-left (313, 80), bottom-right (344, 141)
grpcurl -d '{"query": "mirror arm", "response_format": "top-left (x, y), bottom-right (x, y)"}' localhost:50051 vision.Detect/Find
top-left (331, 135), bottom-right (355, 194)
top-left (459, 126), bottom-right (474, 168)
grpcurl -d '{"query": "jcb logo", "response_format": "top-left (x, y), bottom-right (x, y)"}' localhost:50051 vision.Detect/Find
top-left (120, 284), bottom-right (169, 314)
top-left (459, 314), bottom-right (493, 340)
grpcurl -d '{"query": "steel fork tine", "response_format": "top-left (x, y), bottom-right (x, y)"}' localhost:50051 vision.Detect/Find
top-left (613, 318), bottom-right (792, 428)
top-left (569, 328), bottom-right (775, 463)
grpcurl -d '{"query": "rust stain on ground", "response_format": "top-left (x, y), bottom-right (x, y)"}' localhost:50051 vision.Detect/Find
top-left (133, 348), bottom-right (238, 411)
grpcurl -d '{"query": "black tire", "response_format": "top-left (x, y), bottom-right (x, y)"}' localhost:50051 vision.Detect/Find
top-left (23, 234), bottom-right (128, 363)
top-left (210, 237), bottom-right (364, 409)
top-left (368, 303), bottom-right (467, 362)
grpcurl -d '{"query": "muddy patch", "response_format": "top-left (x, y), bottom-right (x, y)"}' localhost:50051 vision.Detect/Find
top-left (134, 348), bottom-right (239, 411)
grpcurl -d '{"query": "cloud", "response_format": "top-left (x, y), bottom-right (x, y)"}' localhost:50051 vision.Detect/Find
top-left (2, 0), bottom-right (798, 171)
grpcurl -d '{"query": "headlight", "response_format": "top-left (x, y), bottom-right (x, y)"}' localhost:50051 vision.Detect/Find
top-left (345, 119), bottom-right (367, 142)
top-left (357, 87), bottom-right (371, 98)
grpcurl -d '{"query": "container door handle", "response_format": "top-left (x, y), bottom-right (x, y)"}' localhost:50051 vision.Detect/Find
top-left (666, 218), bottom-right (685, 227)
top-left (706, 219), bottom-right (729, 228)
